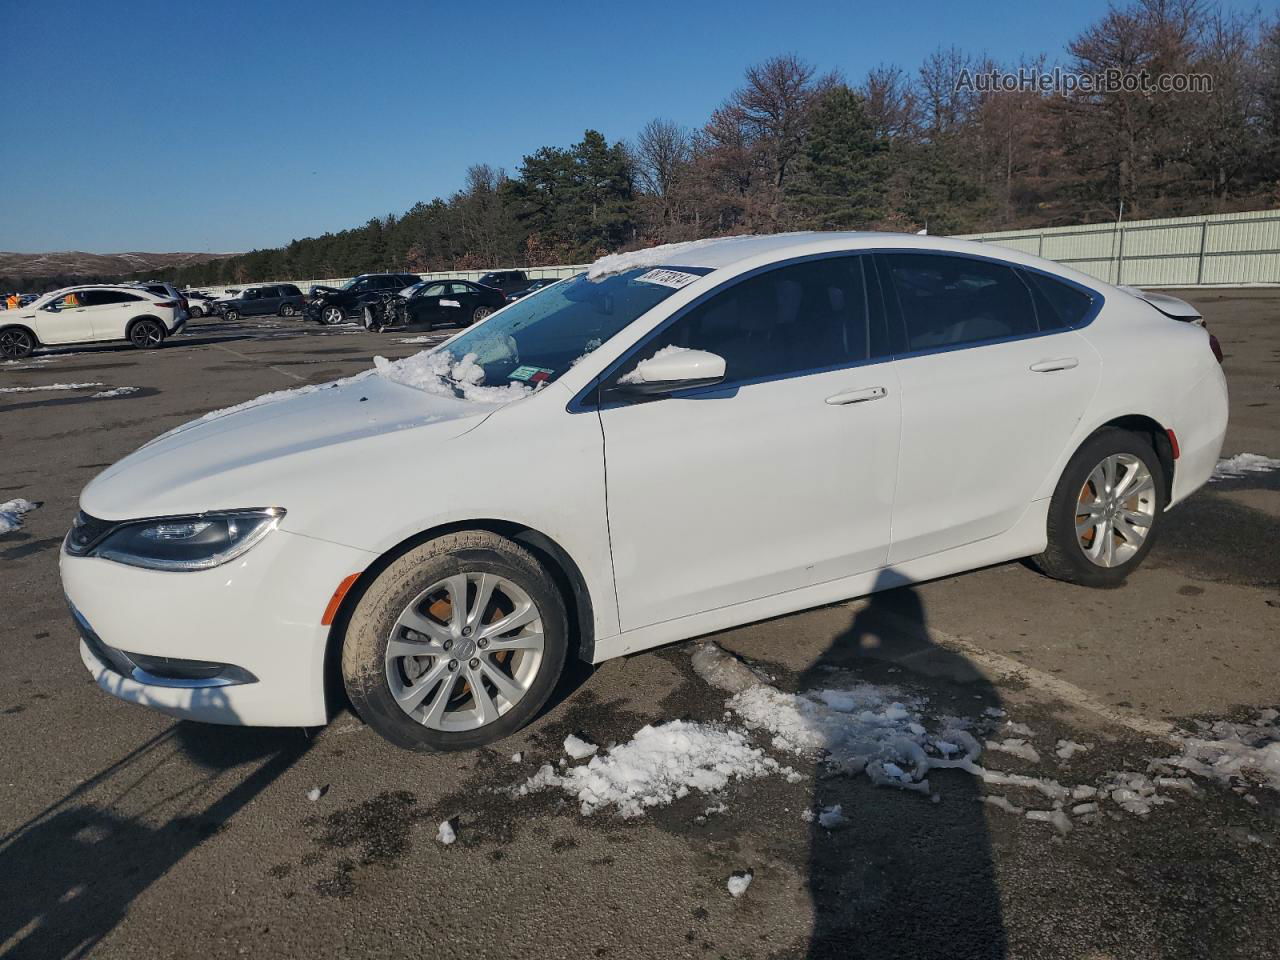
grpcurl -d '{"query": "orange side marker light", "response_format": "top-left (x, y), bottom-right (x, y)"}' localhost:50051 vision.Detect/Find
top-left (322, 573), bottom-right (362, 626)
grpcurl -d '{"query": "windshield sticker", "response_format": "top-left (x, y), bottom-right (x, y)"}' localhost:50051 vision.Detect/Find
top-left (440, 299), bottom-right (461, 308)
top-left (510, 365), bottom-right (554, 382)
top-left (634, 269), bottom-right (701, 289)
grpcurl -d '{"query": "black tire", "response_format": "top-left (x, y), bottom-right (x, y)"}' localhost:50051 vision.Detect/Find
top-left (1030, 427), bottom-right (1166, 587)
top-left (223, 308), bottom-right (240, 322)
top-left (128, 319), bottom-right (166, 350)
top-left (471, 305), bottom-right (493, 326)
top-left (279, 303), bottom-right (296, 317)
top-left (320, 305), bottom-right (344, 326)
top-left (0, 327), bottom-right (36, 360)
top-left (341, 531), bottom-right (568, 752)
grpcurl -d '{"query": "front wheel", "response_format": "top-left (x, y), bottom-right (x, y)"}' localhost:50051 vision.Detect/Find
top-left (320, 305), bottom-right (344, 325)
top-left (129, 319), bottom-right (165, 349)
top-left (341, 531), bottom-right (568, 752)
top-left (223, 308), bottom-right (240, 322)
top-left (0, 327), bottom-right (35, 359)
top-left (1031, 428), bottom-right (1165, 587)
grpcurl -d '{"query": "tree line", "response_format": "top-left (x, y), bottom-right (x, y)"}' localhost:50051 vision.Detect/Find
top-left (11, 0), bottom-right (1280, 292)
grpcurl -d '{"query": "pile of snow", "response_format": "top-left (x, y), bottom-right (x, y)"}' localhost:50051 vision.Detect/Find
top-left (1159, 711), bottom-right (1280, 792)
top-left (373, 350), bottom-right (532, 404)
top-left (726, 871), bottom-right (753, 898)
top-left (514, 720), bottom-right (784, 818)
top-left (1211, 453), bottom-right (1280, 481)
top-left (0, 498), bottom-right (41, 535)
top-left (436, 820), bottom-right (457, 845)
top-left (0, 381), bottom-right (102, 393)
top-left (92, 386), bottom-right (140, 398)
top-left (563, 734), bottom-right (599, 760)
top-left (816, 804), bottom-right (848, 829)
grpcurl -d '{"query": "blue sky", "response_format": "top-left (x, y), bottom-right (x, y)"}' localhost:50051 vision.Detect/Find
top-left (0, 0), bottom-right (1263, 253)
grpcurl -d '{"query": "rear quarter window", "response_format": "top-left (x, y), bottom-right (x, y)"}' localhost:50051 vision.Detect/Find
top-left (1023, 271), bottom-right (1096, 331)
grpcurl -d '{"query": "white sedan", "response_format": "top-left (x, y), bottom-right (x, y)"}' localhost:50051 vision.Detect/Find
top-left (0, 285), bottom-right (186, 359)
top-left (60, 233), bottom-right (1228, 750)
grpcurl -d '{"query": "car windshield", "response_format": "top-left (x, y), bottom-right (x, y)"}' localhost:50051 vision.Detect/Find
top-left (427, 266), bottom-right (708, 391)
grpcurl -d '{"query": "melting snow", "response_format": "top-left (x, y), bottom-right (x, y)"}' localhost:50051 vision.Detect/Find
top-left (0, 498), bottom-right (41, 535)
top-left (1211, 453), bottom-right (1280, 481)
top-left (0, 381), bottom-right (103, 393)
top-left (985, 738), bottom-right (1041, 763)
top-left (373, 350), bottom-right (532, 404)
top-left (817, 804), bottom-right (848, 830)
top-left (436, 820), bottom-right (456, 845)
top-left (564, 734), bottom-right (599, 760)
top-left (514, 720), bottom-right (781, 818)
top-left (1055, 740), bottom-right (1092, 761)
top-left (726, 871), bottom-right (753, 898)
top-left (1158, 713), bottom-right (1280, 791)
top-left (92, 386), bottom-right (141, 398)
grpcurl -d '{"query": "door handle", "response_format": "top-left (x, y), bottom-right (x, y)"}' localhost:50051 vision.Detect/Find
top-left (825, 386), bottom-right (888, 405)
top-left (1029, 357), bottom-right (1079, 373)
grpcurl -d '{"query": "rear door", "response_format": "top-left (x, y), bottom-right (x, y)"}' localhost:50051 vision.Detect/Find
top-left (84, 289), bottom-right (147, 340)
top-left (877, 252), bottom-right (1102, 563)
top-left (599, 254), bottom-right (900, 631)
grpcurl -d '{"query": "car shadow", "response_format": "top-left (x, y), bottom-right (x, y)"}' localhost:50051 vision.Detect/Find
top-left (0, 686), bottom-right (311, 959)
top-left (798, 571), bottom-right (1007, 959)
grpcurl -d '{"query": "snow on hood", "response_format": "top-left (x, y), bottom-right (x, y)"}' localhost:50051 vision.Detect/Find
top-left (372, 350), bottom-right (533, 404)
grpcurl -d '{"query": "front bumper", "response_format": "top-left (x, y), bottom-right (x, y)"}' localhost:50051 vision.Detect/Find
top-left (61, 527), bottom-right (376, 727)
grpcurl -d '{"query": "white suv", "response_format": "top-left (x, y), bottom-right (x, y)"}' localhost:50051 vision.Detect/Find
top-left (0, 285), bottom-right (187, 359)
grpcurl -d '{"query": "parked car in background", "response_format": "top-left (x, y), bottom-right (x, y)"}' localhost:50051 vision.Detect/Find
top-left (388, 279), bottom-right (507, 330)
top-left (305, 273), bottom-right (421, 325)
top-left (183, 290), bottom-right (218, 317)
top-left (0, 284), bottom-right (185, 358)
top-left (59, 232), bottom-right (1228, 750)
top-left (476, 270), bottom-right (530, 296)
top-left (505, 277), bottom-right (561, 302)
top-left (130, 281), bottom-right (188, 316)
top-left (217, 284), bottom-right (305, 321)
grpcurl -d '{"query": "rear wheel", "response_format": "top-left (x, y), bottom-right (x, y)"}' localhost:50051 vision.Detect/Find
top-left (341, 531), bottom-right (568, 751)
top-left (1031, 428), bottom-right (1165, 587)
top-left (320, 305), bottom-right (344, 325)
top-left (279, 303), bottom-right (296, 317)
top-left (128, 319), bottom-right (165, 349)
top-left (189, 305), bottom-right (205, 318)
top-left (471, 305), bottom-right (493, 326)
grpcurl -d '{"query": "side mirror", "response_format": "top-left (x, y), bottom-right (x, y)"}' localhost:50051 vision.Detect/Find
top-left (615, 348), bottom-right (726, 396)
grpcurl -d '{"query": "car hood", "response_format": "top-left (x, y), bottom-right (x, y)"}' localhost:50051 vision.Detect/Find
top-left (80, 375), bottom-right (498, 521)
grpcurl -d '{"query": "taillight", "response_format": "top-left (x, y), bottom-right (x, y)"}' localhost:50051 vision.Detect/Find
top-left (153, 300), bottom-right (177, 308)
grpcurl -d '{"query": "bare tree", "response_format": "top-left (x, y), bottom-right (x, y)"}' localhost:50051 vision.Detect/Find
top-left (861, 64), bottom-right (919, 142)
top-left (634, 119), bottom-right (692, 197)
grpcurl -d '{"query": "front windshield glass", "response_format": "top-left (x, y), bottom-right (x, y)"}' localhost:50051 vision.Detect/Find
top-left (432, 266), bottom-right (708, 390)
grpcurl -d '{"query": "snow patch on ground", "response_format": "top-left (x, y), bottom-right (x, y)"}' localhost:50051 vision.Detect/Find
top-left (0, 381), bottom-right (103, 393)
top-left (92, 386), bottom-right (140, 398)
top-left (563, 734), bottom-right (598, 760)
top-left (1055, 739), bottom-right (1092, 761)
top-left (514, 720), bottom-right (782, 818)
top-left (1211, 453), bottom-right (1280, 481)
top-left (726, 871), bottom-right (753, 898)
top-left (0, 498), bottom-right (41, 535)
top-left (436, 820), bottom-right (457, 845)
top-left (985, 738), bottom-right (1041, 763)
top-left (1159, 713), bottom-right (1280, 792)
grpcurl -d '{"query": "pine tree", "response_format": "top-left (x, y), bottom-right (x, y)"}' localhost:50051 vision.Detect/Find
top-left (788, 86), bottom-right (887, 229)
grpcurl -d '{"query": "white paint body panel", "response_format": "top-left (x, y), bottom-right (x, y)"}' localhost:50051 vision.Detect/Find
top-left (60, 232), bottom-right (1229, 728)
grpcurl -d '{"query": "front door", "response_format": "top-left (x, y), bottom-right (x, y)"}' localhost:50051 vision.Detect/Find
top-left (34, 292), bottom-right (97, 344)
top-left (599, 255), bottom-right (900, 632)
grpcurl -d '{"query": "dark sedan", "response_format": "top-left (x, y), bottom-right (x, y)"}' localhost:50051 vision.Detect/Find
top-left (394, 279), bottom-right (507, 330)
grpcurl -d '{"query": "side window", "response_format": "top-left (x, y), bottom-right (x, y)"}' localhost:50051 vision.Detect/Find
top-left (627, 256), bottom-right (877, 389)
top-left (83, 290), bottom-right (141, 305)
top-left (1023, 270), bottom-right (1095, 331)
top-left (449, 282), bottom-right (473, 295)
top-left (282, 285), bottom-right (301, 296)
top-left (883, 253), bottom-right (1036, 351)
top-left (421, 283), bottom-right (447, 297)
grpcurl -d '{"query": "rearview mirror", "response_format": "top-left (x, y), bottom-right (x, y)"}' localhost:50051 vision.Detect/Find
top-left (615, 348), bottom-right (726, 396)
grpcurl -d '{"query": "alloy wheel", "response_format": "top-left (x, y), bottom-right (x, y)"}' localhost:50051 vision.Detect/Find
top-left (0, 329), bottom-right (34, 359)
top-left (384, 573), bottom-right (545, 732)
top-left (472, 306), bottom-right (492, 325)
top-left (1075, 453), bottom-right (1156, 567)
top-left (130, 321), bottom-right (164, 348)
top-left (322, 306), bottom-right (343, 325)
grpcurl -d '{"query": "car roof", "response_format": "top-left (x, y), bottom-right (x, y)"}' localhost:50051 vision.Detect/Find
top-left (585, 230), bottom-right (1110, 292)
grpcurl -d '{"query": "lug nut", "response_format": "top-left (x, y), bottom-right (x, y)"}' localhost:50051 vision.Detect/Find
top-left (447, 659), bottom-right (458, 671)
top-left (461, 626), bottom-right (472, 637)
top-left (442, 639), bottom-right (452, 651)
top-left (469, 658), bottom-right (479, 669)
top-left (477, 638), bottom-right (489, 649)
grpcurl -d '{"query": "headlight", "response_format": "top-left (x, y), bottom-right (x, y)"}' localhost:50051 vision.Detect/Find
top-left (69, 508), bottom-right (284, 571)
